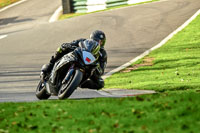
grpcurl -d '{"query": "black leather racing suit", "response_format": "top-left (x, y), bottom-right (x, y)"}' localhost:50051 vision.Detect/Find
top-left (47, 38), bottom-right (107, 90)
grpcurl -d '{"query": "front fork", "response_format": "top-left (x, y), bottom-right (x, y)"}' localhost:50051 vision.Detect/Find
top-left (44, 82), bottom-right (51, 94)
top-left (40, 72), bottom-right (51, 94)
top-left (62, 64), bottom-right (76, 84)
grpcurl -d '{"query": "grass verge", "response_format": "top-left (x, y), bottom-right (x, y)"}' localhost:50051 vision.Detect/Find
top-left (0, 92), bottom-right (200, 133)
top-left (0, 0), bottom-right (20, 8)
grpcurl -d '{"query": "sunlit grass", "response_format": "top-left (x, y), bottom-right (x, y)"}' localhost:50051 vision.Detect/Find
top-left (0, 92), bottom-right (200, 133)
top-left (0, 0), bottom-right (20, 8)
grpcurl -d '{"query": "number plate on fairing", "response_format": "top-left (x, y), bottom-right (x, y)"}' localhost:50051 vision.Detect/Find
top-left (82, 51), bottom-right (96, 65)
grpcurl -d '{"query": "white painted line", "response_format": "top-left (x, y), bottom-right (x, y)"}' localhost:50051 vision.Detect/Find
top-left (102, 9), bottom-right (200, 79)
top-left (0, 89), bottom-right (34, 93)
top-left (0, 35), bottom-right (8, 40)
top-left (0, 0), bottom-right (27, 12)
top-left (49, 6), bottom-right (63, 23)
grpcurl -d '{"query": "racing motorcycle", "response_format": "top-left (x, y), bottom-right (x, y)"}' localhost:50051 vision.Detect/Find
top-left (36, 39), bottom-right (100, 100)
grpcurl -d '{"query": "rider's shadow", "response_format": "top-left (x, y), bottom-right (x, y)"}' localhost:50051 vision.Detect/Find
top-left (0, 16), bottom-right (34, 26)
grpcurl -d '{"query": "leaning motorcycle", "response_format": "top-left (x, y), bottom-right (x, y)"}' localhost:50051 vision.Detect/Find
top-left (36, 40), bottom-right (100, 100)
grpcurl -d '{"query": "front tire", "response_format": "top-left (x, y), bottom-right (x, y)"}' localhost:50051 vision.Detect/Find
top-left (36, 81), bottom-right (51, 100)
top-left (58, 69), bottom-right (83, 99)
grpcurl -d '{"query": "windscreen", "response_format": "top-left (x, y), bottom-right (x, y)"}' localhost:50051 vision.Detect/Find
top-left (80, 39), bottom-right (100, 55)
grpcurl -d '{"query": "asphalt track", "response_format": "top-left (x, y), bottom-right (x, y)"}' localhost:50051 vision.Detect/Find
top-left (0, 0), bottom-right (199, 102)
top-left (0, 0), bottom-right (61, 35)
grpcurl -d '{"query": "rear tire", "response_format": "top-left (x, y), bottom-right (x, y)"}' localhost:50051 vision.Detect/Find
top-left (58, 69), bottom-right (83, 99)
top-left (36, 81), bottom-right (51, 100)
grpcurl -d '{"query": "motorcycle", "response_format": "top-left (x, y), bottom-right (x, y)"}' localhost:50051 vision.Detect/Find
top-left (36, 40), bottom-right (100, 100)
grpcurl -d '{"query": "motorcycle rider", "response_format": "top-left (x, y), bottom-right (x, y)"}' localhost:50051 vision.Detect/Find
top-left (42, 30), bottom-right (107, 90)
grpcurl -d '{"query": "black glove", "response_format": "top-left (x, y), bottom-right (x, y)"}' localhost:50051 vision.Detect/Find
top-left (61, 43), bottom-right (77, 51)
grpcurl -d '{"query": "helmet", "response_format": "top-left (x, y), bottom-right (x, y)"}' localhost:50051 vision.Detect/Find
top-left (90, 30), bottom-right (106, 47)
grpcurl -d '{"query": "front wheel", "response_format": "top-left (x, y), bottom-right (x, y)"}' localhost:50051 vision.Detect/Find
top-left (58, 69), bottom-right (83, 99)
top-left (36, 81), bottom-right (51, 100)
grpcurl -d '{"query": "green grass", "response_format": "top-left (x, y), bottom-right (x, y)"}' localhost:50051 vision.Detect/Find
top-left (59, 0), bottom-right (159, 20)
top-left (0, 0), bottom-right (20, 8)
top-left (0, 91), bottom-right (200, 133)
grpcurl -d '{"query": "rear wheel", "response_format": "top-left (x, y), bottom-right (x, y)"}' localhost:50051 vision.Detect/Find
top-left (36, 81), bottom-right (51, 100)
top-left (58, 69), bottom-right (83, 99)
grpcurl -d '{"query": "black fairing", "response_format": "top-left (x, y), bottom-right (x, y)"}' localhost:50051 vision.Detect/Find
top-left (73, 48), bottom-right (85, 68)
top-left (73, 47), bottom-right (98, 80)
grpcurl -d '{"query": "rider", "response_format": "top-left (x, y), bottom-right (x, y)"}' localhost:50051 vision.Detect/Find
top-left (43, 30), bottom-right (107, 90)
